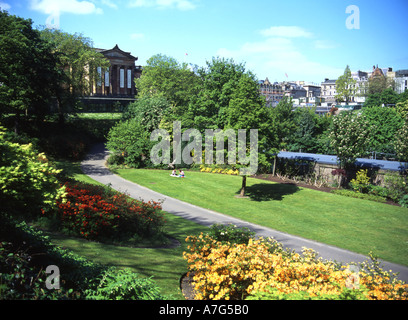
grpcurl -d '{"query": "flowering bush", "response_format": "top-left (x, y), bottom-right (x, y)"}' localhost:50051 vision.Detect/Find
top-left (200, 165), bottom-right (239, 175)
top-left (183, 234), bottom-right (408, 300)
top-left (49, 181), bottom-right (165, 241)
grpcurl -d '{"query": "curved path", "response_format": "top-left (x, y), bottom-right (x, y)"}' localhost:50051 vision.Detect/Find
top-left (81, 143), bottom-right (408, 283)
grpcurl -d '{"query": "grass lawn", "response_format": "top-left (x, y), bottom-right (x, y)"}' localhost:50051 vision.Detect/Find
top-left (113, 169), bottom-right (408, 267)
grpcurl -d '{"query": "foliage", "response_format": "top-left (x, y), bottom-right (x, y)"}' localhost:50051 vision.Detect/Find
top-left (50, 180), bottom-right (165, 241)
top-left (106, 119), bottom-right (155, 168)
top-left (335, 65), bottom-right (357, 103)
top-left (383, 172), bottom-right (408, 203)
top-left (207, 224), bottom-right (255, 245)
top-left (349, 169), bottom-right (371, 193)
top-left (364, 88), bottom-right (399, 108)
top-left (0, 10), bottom-right (58, 129)
top-left (399, 195), bottom-right (408, 208)
top-left (329, 111), bottom-right (371, 170)
top-left (185, 57), bottom-right (251, 131)
top-left (362, 106), bottom-right (404, 154)
top-left (0, 215), bottom-right (165, 300)
top-left (39, 28), bottom-right (110, 122)
top-left (330, 189), bottom-right (387, 204)
top-left (269, 97), bottom-right (296, 150)
top-left (84, 268), bottom-right (165, 300)
top-left (0, 127), bottom-right (66, 219)
top-left (184, 233), bottom-right (408, 300)
top-left (135, 54), bottom-right (199, 113)
top-left (394, 121), bottom-right (408, 162)
top-left (122, 96), bottom-right (172, 132)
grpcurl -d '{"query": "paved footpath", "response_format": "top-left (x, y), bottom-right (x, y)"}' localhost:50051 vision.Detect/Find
top-left (81, 143), bottom-right (408, 283)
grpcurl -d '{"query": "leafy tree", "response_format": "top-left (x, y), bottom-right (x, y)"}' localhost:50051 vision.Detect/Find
top-left (39, 28), bottom-right (110, 123)
top-left (106, 119), bottom-right (154, 168)
top-left (362, 106), bottom-right (404, 155)
top-left (329, 111), bottom-right (371, 175)
top-left (394, 121), bottom-right (408, 163)
top-left (135, 54), bottom-right (199, 111)
top-left (186, 57), bottom-right (248, 132)
top-left (226, 73), bottom-right (274, 196)
top-left (0, 11), bottom-right (58, 132)
top-left (335, 65), bottom-right (357, 104)
top-left (269, 97), bottom-right (297, 150)
top-left (122, 96), bottom-right (172, 132)
top-left (364, 88), bottom-right (399, 108)
top-left (288, 108), bottom-right (319, 153)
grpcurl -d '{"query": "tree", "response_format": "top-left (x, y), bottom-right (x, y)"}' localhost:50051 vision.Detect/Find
top-left (135, 54), bottom-right (199, 111)
top-left (186, 57), bottom-right (248, 132)
top-left (226, 73), bottom-right (275, 196)
top-left (122, 96), bottom-right (172, 132)
top-left (106, 119), bottom-right (154, 168)
top-left (335, 65), bottom-right (357, 104)
top-left (329, 111), bottom-right (371, 182)
top-left (364, 88), bottom-right (399, 108)
top-left (362, 106), bottom-right (404, 155)
top-left (39, 28), bottom-right (110, 123)
top-left (269, 97), bottom-right (297, 150)
top-left (394, 121), bottom-right (408, 163)
top-left (0, 11), bottom-right (58, 132)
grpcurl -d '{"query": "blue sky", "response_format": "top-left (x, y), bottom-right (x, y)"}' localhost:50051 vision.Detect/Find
top-left (2, 0), bottom-right (408, 83)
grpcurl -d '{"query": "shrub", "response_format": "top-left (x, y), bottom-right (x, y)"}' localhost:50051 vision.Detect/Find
top-left (383, 172), bottom-right (408, 203)
top-left (350, 169), bottom-right (371, 193)
top-left (85, 268), bottom-right (165, 300)
top-left (0, 127), bottom-right (66, 219)
top-left (330, 189), bottom-right (387, 203)
top-left (50, 180), bottom-right (165, 241)
top-left (0, 215), bottom-right (165, 300)
top-left (106, 119), bottom-right (154, 168)
top-left (184, 234), bottom-right (408, 300)
top-left (399, 195), bottom-right (408, 208)
top-left (207, 224), bottom-right (255, 245)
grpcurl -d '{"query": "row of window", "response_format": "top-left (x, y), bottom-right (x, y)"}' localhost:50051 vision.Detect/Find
top-left (97, 67), bottom-right (132, 89)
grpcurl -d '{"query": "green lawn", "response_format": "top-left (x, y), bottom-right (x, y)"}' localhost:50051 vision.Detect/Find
top-left (114, 169), bottom-right (408, 267)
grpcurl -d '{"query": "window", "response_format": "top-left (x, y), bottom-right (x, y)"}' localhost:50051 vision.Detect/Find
top-left (97, 67), bottom-right (102, 86)
top-left (105, 70), bottom-right (109, 87)
top-left (127, 69), bottom-right (132, 89)
top-left (120, 69), bottom-right (124, 88)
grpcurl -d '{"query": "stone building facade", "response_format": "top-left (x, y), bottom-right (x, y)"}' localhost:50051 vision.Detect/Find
top-left (92, 44), bottom-right (142, 97)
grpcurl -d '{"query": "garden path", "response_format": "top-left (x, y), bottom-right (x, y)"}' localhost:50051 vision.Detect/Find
top-left (81, 143), bottom-right (408, 283)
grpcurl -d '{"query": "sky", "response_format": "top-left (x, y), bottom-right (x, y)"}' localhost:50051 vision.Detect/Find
top-left (1, 0), bottom-right (408, 84)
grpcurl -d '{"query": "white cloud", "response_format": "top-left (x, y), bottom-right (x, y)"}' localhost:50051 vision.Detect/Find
top-left (129, 0), bottom-right (197, 10)
top-left (101, 0), bottom-right (118, 9)
top-left (130, 32), bottom-right (145, 40)
top-left (0, 2), bottom-right (11, 10)
top-left (30, 0), bottom-right (103, 28)
top-left (260, 26), bottom-right (313, 38)
top-left (314, 40), bottom-right (339, 50)
top-left (217, 26), bottom-right (343, 82)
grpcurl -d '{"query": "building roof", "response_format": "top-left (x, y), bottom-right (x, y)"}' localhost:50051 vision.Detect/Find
top-left (95, 44), bottom-right (138, 61)
top-left (278, 151), bottom-right (407, 171)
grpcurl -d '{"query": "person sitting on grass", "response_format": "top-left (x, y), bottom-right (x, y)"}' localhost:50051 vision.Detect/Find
top-left (170, 170), bottom-right (177, 177)
top-left (179, 170), bottom-right (185, 178)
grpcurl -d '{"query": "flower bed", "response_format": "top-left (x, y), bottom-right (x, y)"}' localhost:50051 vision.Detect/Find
top-left (183, 229), bottom-right (408, 300)
top-left (46, 181), bottom-right (165, 241)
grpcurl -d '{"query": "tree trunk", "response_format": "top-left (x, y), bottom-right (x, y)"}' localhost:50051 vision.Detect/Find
top-left (14, 110), bottom-right (20, 135)
top-left (56, 94), bottom-right (65, 125)
top-left (240, 176), bottom-right (247, 197)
